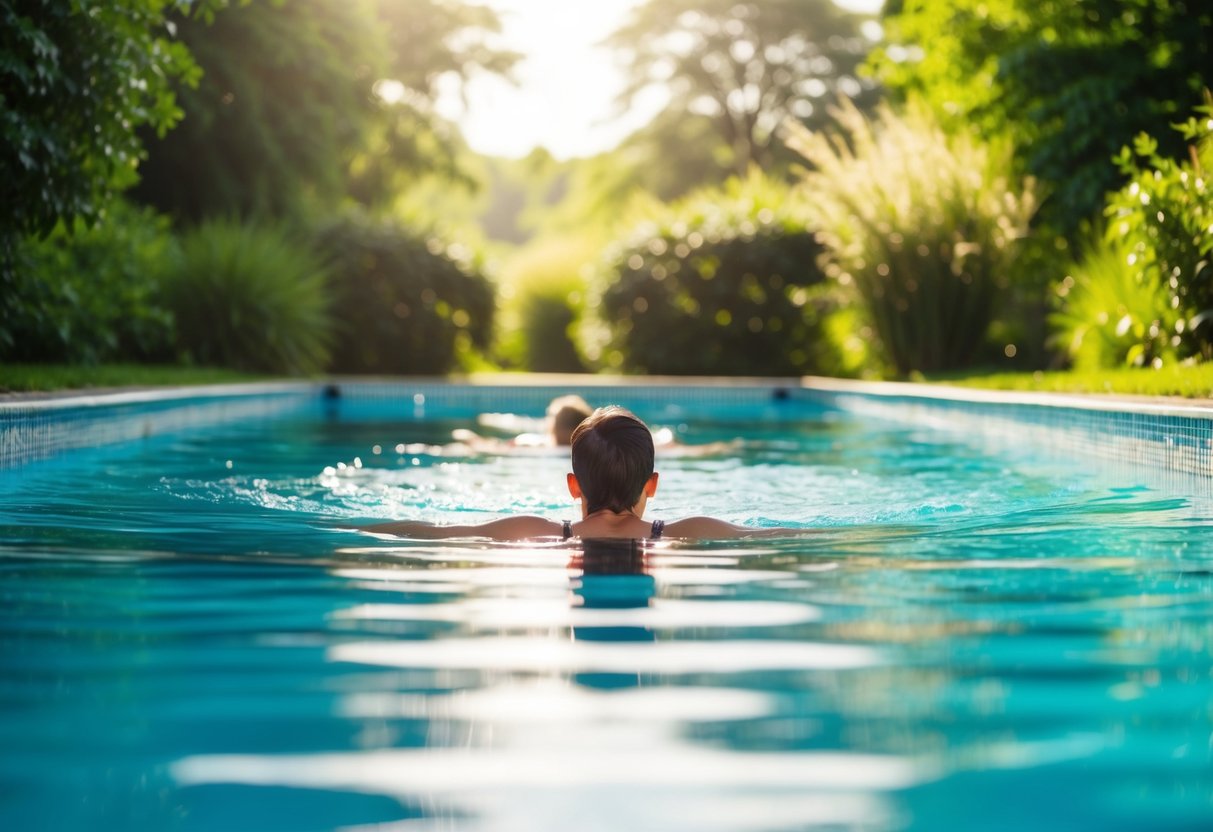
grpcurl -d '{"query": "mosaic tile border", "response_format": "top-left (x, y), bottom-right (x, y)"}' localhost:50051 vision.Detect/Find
top-left (0, 383), bottom-right (315, 469)
top-left (2, 377), bottom-right (1211, 483)
top-left (322, 374), bottom-right (805, 418)
top-left (798, 377), bottom-right (1213, 482)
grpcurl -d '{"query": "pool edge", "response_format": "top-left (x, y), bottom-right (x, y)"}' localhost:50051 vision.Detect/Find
top-left (2, 375), bottom-right (1211, 478)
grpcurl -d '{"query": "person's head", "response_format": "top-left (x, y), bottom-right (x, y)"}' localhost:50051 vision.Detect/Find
top-left (547, 394), bottom-right (593, 446)
top-left (567, 406), bottom-right (657, 514)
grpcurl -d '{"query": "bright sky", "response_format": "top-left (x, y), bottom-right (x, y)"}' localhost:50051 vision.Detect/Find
top-left (436, 0), bottom-right (884, 160)
top-left (434, 0), bottom-right (652, 160)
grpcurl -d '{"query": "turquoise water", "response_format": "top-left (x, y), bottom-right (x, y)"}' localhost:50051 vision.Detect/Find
top-left (1, 393), bottom-right (1211, 831)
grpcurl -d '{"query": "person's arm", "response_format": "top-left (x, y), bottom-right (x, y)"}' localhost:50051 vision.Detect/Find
top-left (661, 516), bottom-right (810, 539)
top-left (357, 515), bottom-right (561, 541)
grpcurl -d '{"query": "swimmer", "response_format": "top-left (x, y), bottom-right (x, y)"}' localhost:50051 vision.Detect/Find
top-left (452, 394), bottom-right (593, 451)
top-left (456, 393), bottom-right (740, 458)
top-left (360, 406), bottom-right (799, 541)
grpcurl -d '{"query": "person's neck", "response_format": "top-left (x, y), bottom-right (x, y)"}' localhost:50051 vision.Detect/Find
top-left (582, 506), bottom-right (644, 521)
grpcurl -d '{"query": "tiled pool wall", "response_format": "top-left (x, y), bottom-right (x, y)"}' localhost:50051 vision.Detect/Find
top-left (799, 379), bottom-right (1213, 488)
top-left (325, 378), bottom-right (804, 419)
top-left (2, 378), bottom-right (1211, 486)
top-left (0, 383), bottom-right (316, 468)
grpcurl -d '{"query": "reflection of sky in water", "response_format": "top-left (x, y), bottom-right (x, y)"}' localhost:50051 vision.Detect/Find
top-left (1, 402), bottom-right (1212, 831)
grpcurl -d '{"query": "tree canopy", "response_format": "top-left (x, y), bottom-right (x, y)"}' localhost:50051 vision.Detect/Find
top-left (873, 0), bottom-right (1213, 237)
top-left (134, 0), bottom-right (519, 222)
top-left (606, 0), bottom-right (879, 176)
top-left (0, 0), bottom-right (216, 245)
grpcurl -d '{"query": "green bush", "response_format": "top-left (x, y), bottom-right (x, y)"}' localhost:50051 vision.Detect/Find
top-left (313, 211), bottom-right (493, 374)
top-left (1101, 95), bottom-right (1213, 362)
top-left (1, 201), bottom-right (175, 364)
top-left (785, 100), bottom-right (1038, 375)
top-left (1050, 235), bottom-right (1180, 371)
top-left (586, 172), bottom-right (834, 376)
top-left (162, 219), bottom-right (333, 375)
top-left (495, 235), bottom-right (593, 373)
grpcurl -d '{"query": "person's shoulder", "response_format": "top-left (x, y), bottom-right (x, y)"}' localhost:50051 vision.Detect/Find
top-left (661, 516), bottom-right (750, 539)
top-left (474, 515), bottom-right (564, 540)
top-left (357, 515), bottom-right (562, 541)
top-left (662, 517), bottom-right (809, 540)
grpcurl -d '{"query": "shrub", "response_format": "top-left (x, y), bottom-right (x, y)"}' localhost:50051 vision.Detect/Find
top-left (1100, 94), bottom-right (1213, 362)
top-left (162, 219), bottom-right (332, 375)
top-left (1050, 235), bottom-right (1180, 371)
top-left (784, 99), bottom-right (1038, 375)
top-left (495, 235), bottom-right (593, 373)
top-left (313, 211), bottom-right (493, 374)
top-left (1, 201), bottom-right (175, 364)
top-left (586, 172), bottom-right (834, 376)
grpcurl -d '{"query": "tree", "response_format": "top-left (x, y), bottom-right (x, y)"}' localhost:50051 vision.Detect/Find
top-left (606, 0), bottom-right (880, 176)
top-left (873, 0), bottom-right (1213, 238)
top-left (133, 0), bottom-right (519, 222)
top-left (348, 0), bottom-right (520, 207)
top-left (0, 0), bottom-right (216, 244)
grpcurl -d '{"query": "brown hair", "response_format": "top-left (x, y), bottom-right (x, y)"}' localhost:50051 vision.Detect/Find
top-left (547, 395), bottom-right (592, 446)
top-left (569, 406), bottom-right (655, 513)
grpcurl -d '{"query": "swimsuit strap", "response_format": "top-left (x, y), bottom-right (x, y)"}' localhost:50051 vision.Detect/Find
top-left (563, 518), bottom-right (662, 539)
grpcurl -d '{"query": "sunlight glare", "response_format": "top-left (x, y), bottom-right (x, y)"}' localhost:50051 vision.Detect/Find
top-left (440, 0), bottom-right (885, 159)
top-left (435, 0), bottom-right (662, 159)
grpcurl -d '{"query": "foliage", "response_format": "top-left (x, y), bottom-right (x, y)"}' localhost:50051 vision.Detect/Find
top-left (785, 99), bottom-right (1038, 375)
top-left (471, 150), bottom-right (568, 245)
top-left (134, 0), bottom-right (517, 221)
top-left (495, 235), bottom-right (596, 373)
top-left (1055, 95), bottom-right (1213, 370)
top-left (348, 0), bottom-right (519, 207)
top-left (587, 171), bottom-right (834, 376)
top-left (534, 111), bottom-right (738, 226)
top-left (0, 0), bottom-right (218, 245)
top-left (607, 0), bottom-right (879, 177)
top-left (1105, 96), bottom-right (1213, 359)
top-left (933, 363), bottom-right (1213, 399)
top-left (0, 201), bottom-right (176, 364)
top-left (161, 219), bottom-right (332, 374)
top-left (313, 210), bottom-right (493, 375)
top-left (0, 363), bottom-right (260, 393)
top-left (623, 110), bottom-right (736, 201)
top-left (134, 0), bottom-right (372, 220)
top-left (1050, 234), bottom-right (1179, 371)
top-left (873, 0), bottom-right (1213, 238)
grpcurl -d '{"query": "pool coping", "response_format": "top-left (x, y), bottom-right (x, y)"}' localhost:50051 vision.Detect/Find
top-left (800, 376), bottom-right (1213, 419)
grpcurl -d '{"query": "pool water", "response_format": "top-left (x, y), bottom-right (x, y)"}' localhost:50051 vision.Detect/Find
top-left (1, 393), bottom-right (1211, 831)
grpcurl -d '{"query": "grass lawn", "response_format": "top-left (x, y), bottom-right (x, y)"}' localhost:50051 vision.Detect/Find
top-left (931, 363), bottom-right (1213, 399)
top-left (0, 364), bottom-right (267, 394)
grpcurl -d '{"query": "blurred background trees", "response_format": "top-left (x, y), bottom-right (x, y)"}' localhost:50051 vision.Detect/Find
top-left (608, 0), bottom-right (879, 183)
top-left (0, 0), bottom-right (213, 243)
top-left (133, 0), bottom-right (518, 221)
top-left (3, 0), bottom-right (513, 374)
top-left (3, 0), bottom-right (1209, 381)
top-left (0, 0), bottom-right (214, 357)
top-left (873, 0), bottom-right (1213, 240)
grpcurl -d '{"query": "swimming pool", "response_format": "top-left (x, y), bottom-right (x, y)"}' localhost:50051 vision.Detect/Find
top-left (1, 380), bottom-right (1211, 831)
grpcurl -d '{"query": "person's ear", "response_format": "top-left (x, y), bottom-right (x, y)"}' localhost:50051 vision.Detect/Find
top-left (567, 473), bottom-right (582, 499)
top-left (644, 472), bottom-right (659, 497)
